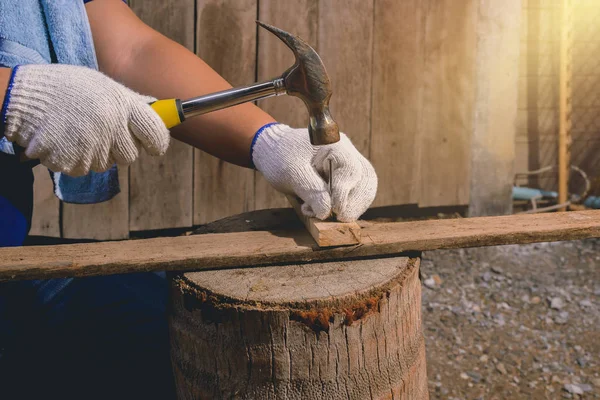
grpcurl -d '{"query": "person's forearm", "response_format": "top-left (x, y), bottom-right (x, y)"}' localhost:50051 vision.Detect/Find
top-left (124, 34), bottom-right (275, 167)
top-left (0, 68), bottom-right (11, 109)
top-left (87, 0), bottom-right (275, 168)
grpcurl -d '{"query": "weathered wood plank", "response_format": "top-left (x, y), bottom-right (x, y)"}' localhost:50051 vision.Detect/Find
top-left (371, 0), bottom-right (424, 206)
top-left (469, 0), bottom-right (522, 216)
top-left (61, 166), bottom-right (129, 240)
top-left (29, 165), bottom-right (60, 237)
top-left (420, 0), bottom-right (477, 207)
top-left (128, 0), bottom-right (195, 231)
top-left (318, 0), bottom-right (374, 157)
top-left (193, 0), bottom-right (257, 224)
top-left (5, 210), bottom-right (600, 281)
top-left (286, 195), bottom-right (361, 247)
top-left (254, 0), bottom-right (318, 210)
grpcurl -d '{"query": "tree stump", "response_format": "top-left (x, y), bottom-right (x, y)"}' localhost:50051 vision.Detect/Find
top-left (169, 209), bottom-right (428, 399)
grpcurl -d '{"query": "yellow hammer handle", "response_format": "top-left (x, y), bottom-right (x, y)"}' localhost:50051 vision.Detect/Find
top-left (150, 99), bottom-right (185, 129)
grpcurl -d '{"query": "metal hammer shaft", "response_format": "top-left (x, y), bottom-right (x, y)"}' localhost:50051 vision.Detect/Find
top-left (150, 78), bottom-right (286, 129)
top-left (182, 78), bottom-right (286, 118)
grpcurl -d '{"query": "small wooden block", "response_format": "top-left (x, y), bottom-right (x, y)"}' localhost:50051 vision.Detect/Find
top-left (286, 195), bottom-right (361, 247)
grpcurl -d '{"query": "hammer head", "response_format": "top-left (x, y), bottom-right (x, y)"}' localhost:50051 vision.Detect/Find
top-left (257, 21), bottom-right (340, 146)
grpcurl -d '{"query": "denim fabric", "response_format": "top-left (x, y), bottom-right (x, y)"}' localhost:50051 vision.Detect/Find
top-left (0, 272), bottom-right (175, 399)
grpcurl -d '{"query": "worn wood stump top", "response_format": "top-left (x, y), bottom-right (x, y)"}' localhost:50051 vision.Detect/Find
top-left (169, 209), bottom-right (428, 400)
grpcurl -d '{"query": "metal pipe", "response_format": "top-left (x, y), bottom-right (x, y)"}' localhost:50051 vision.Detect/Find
top-left (181, 78), bottom-right (286, 118)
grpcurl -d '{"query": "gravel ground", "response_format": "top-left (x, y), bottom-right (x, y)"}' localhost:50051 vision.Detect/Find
top-left (420, 239), bottom-right (600, 399)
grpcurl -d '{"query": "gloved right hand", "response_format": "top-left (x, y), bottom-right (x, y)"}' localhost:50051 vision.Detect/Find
top-left (1, 64), bottom-right (170, 176)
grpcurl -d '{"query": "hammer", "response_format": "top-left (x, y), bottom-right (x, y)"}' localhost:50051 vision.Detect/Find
top-left (150, 21), bottom-right (340, 146)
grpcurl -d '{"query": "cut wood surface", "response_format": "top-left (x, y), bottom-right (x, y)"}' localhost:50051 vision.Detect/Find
top-left (286, 195), bottom-right (361, 247)
top-left (3, 210), bottom-right (600, 282)
top-left (128, 0), bottom-right (194, 231)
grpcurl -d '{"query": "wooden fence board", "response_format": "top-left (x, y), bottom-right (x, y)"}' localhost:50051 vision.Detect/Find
top-left (29, 165), bottom-right (60, 237)
top-left (419, 0), bottom-right (477, 207)
top-left (62, 166), bottom-right (129, 240)
top-left (128, 0), bottom-right (195, 231)
top-left (6, 210), bottom-right (600, 281)
top-left (318, 0), bottom-right (374, 158)
top-left (193, 0), bottom-right (257, 224)
top-left (254, 0), bottom-right (318, 210)
top-left (371, 0), bottom-right (424, 207)
top-left (469, 0), bottom-right (521, 216)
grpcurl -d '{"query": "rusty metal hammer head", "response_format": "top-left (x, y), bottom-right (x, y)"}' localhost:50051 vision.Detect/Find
top-left (257, 21), bottom-right (340, 146)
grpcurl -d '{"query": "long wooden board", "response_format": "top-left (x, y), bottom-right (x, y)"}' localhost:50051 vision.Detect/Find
top-left (419, 0), bottom-right (477, 207)
top-left (254, 0), bottom-right (318, 211)
top-left (128, 0), bottom-right (195, 231)
top-left (29, 165), bottom-right (60, 237)
top-left (193, 0), bottom-right (257, 225)
top-left (61, 166), bottom-right (129, 240)
top-left (371, 0), bottom-right (424, 207)
top-left (318, 0), bottom-right (374, 157)
top-left (468, 0), bottom-right (521, 216)
top-left (2, 210), bottom-right (599, 282)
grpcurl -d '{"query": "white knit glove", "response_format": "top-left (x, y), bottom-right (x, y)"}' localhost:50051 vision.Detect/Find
top-left (252, 124), bottom-right (377, 222)
top-left (2, 64), bottom-right (169, 176)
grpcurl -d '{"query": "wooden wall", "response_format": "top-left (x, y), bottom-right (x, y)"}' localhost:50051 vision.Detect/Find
top-left (516, 0), bottom-right (600, 194)
top-left (29, 0), bottom-right (523, 240)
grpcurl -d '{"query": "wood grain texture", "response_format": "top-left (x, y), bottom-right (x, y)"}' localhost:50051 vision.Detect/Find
top-left (61, 166), bottom-right (129, 240)
top-left (171, 257), bottom-right (428, 399)
top-left (193, 0), bottom-right (257, 224)
top-left (420, 0), bottom-right (477, 207)
top-left (318, 0), bottom-right (374, 157)
top-left (29, 165), bottom-right (60, 237)
top-left (469, 0), bottom-right (522, 216)
top-left (128, 0), bottom-right (194, 231)
top-left (286, 195), bottom-right (361, 247)
top-left (254, 0), bottom-right (318, 210)
top-left (371, 0), bottom-right (424, 207)
top-left (4, 210), bottom-right (600, 281)
top-left (558, 0), bottom-right (572, 210)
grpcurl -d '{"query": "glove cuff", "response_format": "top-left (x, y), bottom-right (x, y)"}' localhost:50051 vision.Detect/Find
top-left (249, 121), bottom-right (279, 169)
top-left (0, 66), bottom-right (20, 138)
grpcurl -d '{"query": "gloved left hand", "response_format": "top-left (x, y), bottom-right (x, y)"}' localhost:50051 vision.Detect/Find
top-left (252, 123), bottom-right (377, 222)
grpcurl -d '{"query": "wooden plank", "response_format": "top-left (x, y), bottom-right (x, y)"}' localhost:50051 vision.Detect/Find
top-left (468, 0), bottom-right (522, 216)
top-left (254, 0), bottom-right (318, 210)
top-left (29, 165), bottom-right (60, 237)
top-left (371, 0), bottom-right (424, 206)
top-left (420, 0), bottom-right (477, 207)
top-left (5, 210), bottom-right (600, 281)
top-left (558, 0), bottom-right (572, 211)
top-left (128, 0), bottom-right (195, 231)
top-left (318, 0), bottom-right (373, 157)
top-left (193, 0), bottom-right (257, 224)
top-left (62, 166), bottom-right (129, 240)
top-left (286, 195), bottom-right (361, 247)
